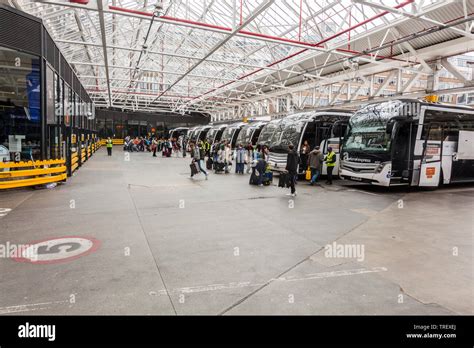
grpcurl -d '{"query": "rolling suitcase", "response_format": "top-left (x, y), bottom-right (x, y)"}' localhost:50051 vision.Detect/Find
top-left (278, 172), bottom-right (289, 188)
top-left (190, 162), bottom-right (199, 176)
top-left (206, 158), bottom-right (213, 170)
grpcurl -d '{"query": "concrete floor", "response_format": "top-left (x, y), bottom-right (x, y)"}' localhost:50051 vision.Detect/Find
top-left (0, 148), bottom-right (472, 315)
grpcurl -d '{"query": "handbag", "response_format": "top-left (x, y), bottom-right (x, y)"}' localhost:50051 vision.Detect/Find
top-left (305, 167), bottom-right (311, 181)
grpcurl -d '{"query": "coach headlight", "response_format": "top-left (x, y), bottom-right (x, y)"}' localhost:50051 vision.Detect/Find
top-left (374, 162), bottom-right (389, 173)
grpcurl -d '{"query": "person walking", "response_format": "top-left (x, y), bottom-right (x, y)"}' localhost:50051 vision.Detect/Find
top-left (324, 146), bottom-right (336, 185)
top-left (307, 146), bottom-right (324, 185)
top-left (106, 137), bottom-right (113, 156)
top-left (190, 142), bottom-right (208, 179)
top-left (285, 144), bottom-right (299, 196)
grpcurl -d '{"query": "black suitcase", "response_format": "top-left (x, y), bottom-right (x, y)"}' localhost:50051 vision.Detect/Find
top-left (214, 162), bottom-right (225, 173)
top-left (278, 172), bottom-right (289, 188)
top-left (190, 162), bottom-right (199, 175)
top-left (206, 158), bottom-right (213, 170)
top-left (249, 169), bottom-right (260, 185)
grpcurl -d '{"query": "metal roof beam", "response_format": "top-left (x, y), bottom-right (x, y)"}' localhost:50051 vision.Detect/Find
top-left (96, 0), bottom-right (112, 106)
top-left (148, 0), bottom-right (275, 105)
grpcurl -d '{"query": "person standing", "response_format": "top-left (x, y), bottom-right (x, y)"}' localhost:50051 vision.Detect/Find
top-left (152, 137), bottom-right (158, 157)
top-left (235, 144), bottom-right (245, 174)
top-left (324, 146), bottom-right (336, 185)
top-left (300, 140), bottom-right (310, 174)
top-left (224, 143), bottom-right (232, 174)
top-left (245, 142), bottom-right (253, 174)
top-left (182, 135), bottom-right (188, 158)
top-left (203, 139), bottom-right (211, 158)
top-left (262, 145), bottom-right (269, 162)
top-left (307, 146), bottom-right (324, 185)
top-left (106, 137), bottom-right (113, 156)
top-left (285, 144), bottom-right (299, 196)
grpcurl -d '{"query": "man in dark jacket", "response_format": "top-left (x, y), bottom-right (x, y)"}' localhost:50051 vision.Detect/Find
top-left (285, 144), bottom-right (299, 196)
top-left (190, 142), bottom-right (208, 180)
top-left (307, 146), bottom-right (324, 185)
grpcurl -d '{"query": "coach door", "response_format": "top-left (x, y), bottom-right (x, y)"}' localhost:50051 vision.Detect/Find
top-left (419, 122), bottom-right (443, 187)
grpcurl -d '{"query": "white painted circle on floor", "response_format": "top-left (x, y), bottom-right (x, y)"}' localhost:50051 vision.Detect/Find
top-left (13, 236), bottom-right (100, 264)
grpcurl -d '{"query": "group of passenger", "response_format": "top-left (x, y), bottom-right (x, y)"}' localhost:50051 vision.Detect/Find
top-left (123, 135), bottom-right (189, 158)
top-left (285, 143), bottom-right (336, 196)
top-left (119, 133), bottom-right (336, 197)
top-left (188, 138), bottom-right (273, 186)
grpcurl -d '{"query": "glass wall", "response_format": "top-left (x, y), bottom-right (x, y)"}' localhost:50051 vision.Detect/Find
top-left (0, 46), bottom-right (41, 161)
top-left (0, 6), bottom-right (97, 173)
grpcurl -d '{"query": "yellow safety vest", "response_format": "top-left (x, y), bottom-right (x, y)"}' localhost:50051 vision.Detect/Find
top-left (326, 151), bottom-right (336, 167)
top-left (106, 140), bottom-right (113, 148)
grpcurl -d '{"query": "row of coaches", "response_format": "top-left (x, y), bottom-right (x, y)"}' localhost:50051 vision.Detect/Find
top-left (265, 99), bottom-right (474, 188)
top-left (169, 122), bottom-right (267, 150)
top-left (169, 98), bottom-right (474, 189)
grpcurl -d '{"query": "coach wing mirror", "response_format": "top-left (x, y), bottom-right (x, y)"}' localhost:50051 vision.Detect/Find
top-left (332, 121), bottom-right (343, 137)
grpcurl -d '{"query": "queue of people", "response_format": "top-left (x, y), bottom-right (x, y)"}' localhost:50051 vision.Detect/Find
top-left (123, 135), bottom-right (187, 158)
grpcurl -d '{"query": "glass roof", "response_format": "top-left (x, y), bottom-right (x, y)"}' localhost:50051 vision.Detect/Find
top-left (14, 0), bottom-right (459, 115)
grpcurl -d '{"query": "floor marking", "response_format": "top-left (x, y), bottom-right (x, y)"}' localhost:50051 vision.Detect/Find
top-left (277, 267), bottom-right (387, 282)
top-left (0, 300), bottom-right (69, 314)
top-left (155, 267), bottom-right (387, 296)
top-left (350, 208), bottom-right (379, 217)
top-left (347, 189), bottom-right (381, 196)
top-left (12, 236), bottom-right (100, 264)
top-left (0, 208), bottom-right (12, 218)
top-left (129, 183), bottom-right (198, 189)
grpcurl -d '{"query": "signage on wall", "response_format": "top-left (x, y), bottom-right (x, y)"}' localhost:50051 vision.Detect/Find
top-left (26, 59), bottom-right (41, 123)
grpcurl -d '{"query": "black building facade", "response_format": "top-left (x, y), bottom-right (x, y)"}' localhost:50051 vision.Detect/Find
top-left (0, 4), bottom-right (96, 175)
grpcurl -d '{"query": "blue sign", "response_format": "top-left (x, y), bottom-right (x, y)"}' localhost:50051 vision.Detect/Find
top-left (26, 59), bottom-right (41, 123)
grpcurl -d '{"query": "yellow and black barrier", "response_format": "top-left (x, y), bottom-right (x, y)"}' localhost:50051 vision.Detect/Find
top-left (81, 148), bottom-right (86, 163)
top-left (0, 159), bottom-right (67, 190)
top-left (71, 152), bottom-right (79, 173)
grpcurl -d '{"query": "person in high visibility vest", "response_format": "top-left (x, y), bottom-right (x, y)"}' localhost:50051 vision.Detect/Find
top-left (106, 137), bottom-right (113, 156)
top-left (203, 139), bottom-right (211, 158)
top-left (324, 146), bottom-right (336, 185)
